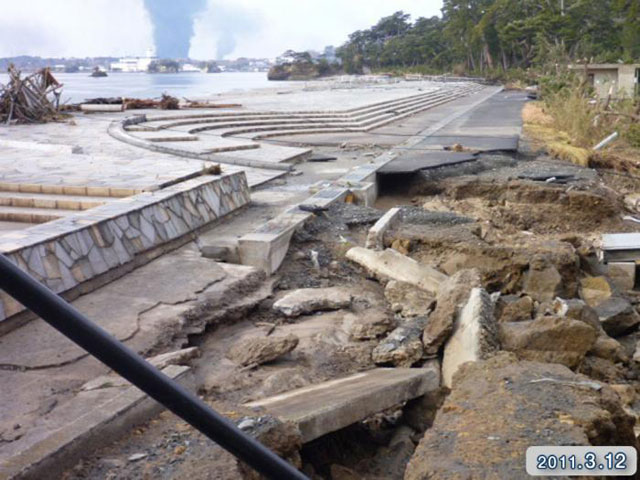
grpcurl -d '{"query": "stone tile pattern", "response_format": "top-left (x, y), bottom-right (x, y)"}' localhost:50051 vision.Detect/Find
top-left (0, 172), bottom-right (250, 323)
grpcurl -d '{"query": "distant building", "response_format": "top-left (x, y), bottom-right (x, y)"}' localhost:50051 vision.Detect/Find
top-left (569, 63), bottom-right (640, 98)
top-left (181, 63), bottom-right (204, 73)
top-left (110, 48), bottom-right (157, 73)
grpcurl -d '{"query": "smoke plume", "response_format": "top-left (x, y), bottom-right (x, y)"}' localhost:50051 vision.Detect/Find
top-left (143, 0), bottom-right (206, 58)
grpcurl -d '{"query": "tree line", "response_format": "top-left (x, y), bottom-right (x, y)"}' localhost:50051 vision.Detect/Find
top-left (336, 1), bottom-right (640, 75)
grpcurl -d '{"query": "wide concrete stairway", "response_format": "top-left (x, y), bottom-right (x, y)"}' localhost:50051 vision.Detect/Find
top-left (115, 83), bottom-right (484, 168)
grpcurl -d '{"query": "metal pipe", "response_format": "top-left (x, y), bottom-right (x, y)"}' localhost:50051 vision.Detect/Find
top-left (0, 253), bottom-right (308, 480)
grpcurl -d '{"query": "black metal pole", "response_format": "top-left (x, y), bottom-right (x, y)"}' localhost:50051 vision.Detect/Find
top-left (0, 253), bottom-right (308, 480)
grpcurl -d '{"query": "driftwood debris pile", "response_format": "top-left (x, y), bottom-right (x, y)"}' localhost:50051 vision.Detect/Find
top-left (0, 65), bottom-right (65, 124)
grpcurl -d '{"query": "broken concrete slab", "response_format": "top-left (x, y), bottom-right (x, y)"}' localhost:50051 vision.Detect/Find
top-left (442, 288), bottom-right (499, 387)
top-left (273, 287), bottom-right (353, 317)
top-left (499, 315), bottom-right (598, 368)
top-left (600, 233), bottom-right (640, 263)
top-left (346, 247), bottom-right (448, 295)
top-left (422, 269), bottom-right (482, 356)
top-left (415, 135), bottom-right (520, 153)
top-left (378, 151), bottom-right (477, 174)
top-left (365, 207), bottom-right (402, 250)
top-left (372, 317), bottom-right (426, 367)
top-left (245, 367), bottom-right (439, 443)
top-left (404, 353), bottom-right (636, 480)
top-left (594, 297), bottom-right (640, 337)
top-left (227, 334), bottom-right (299, 367)
top-left (0, 365), bottom-right (193, 480)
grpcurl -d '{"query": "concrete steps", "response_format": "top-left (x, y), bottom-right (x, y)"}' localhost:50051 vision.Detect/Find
top-left (114, 84), bottom-right (486, 169)
top-left (245, 366), bottom-right (440, 443)
top-left (0, 191), bottom-right (112, 210)
top-left (0, 205), bottom-right (77, 223)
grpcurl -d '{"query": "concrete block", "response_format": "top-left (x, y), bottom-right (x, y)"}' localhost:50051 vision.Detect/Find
top-left (607, 262), bottom-right (636, 291)
top-left (346, 247), bottom-right (448, 294)
top-left (245, 367), bottom-right (439, 443)
top-left (442, 288), bottom-right (499, 387)
top-left (366, 207), bottom-right (402, 250)
top-left (238, 228), bottom-right (296, 275)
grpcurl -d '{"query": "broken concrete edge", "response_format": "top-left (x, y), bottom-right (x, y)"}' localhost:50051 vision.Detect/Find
top-left (0, 365), bottom-right (193, 480)
top-left (245, 366), bottom-right (440, 443)
top-left (346, 247), bottom-right (448, 295)
top-left (366, 207), bottom-right (402, 250)
top-left (442, 288), bottom-right (498, 388)
top-left (237, 188), bottom-right (349, 275)
top-left (108, 120), bottom-right (293, 172)
top-left (0, 173), bottom-right (250, 325)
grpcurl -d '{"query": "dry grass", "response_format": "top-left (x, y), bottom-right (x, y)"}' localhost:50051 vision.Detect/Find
top-left (522, 102), bottom-right (554, 126)
top-left (523, 102), bottom-right (593, 167)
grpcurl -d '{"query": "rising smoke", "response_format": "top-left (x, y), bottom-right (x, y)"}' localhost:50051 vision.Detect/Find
top-left (143, 0), bottom-right (207, 58)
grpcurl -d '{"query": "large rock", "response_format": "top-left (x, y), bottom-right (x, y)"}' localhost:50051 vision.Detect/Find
top-left (273, 287), bottom-right (352, 317)
top-left (384, 280), bottom-right (435, 318)
top-left (594, 297), bottom-right (640, 337)
top-left (227, 334), bottom-right (299, 367)
top-left (422, 269), bottom-right (482, 355)
top-left (499, 315), bottom-right (598, 368)
top-left (442, 288), bottom-right (499, 387)
top-left (343, 310), bottom-right (397, 341)
top-left (580, 275), bottom-right (614, 307)
top-left (404, 354), bottom-right (637, 480)
top-left (523, 256), bottom-right (562, 302)
top-left (346, 247), bottom-right (448, 295)
top-left (372, 317), bottom-right (426, 367)
top-left (496, 294), bottom-right (533, 322)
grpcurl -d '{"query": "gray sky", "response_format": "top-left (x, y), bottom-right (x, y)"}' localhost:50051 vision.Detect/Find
top-left (0, 0), bottom-right (443, 59)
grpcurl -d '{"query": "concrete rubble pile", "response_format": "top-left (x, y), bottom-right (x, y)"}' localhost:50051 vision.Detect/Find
top-left (0, 65), bottom-right (64, 124)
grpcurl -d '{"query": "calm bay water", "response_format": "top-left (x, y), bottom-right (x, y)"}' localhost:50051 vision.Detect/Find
top-left (0, 71), bottom-right (296, 103)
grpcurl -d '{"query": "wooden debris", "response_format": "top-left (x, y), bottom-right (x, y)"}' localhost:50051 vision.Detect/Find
top-left (0, 65), bottom-right (65, 124)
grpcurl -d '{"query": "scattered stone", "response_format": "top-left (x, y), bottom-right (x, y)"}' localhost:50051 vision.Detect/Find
top-left (496, 294), bottom-right (533, 322)
top-left (422, 269), bottom-right (482, 355)
top-left (384, 280), bottom-right (435, 318)
top-left (227, 334), bottom-right (299, 367)
top-left (578, 356), bottom-right (627, 383)
top-left (346, 247), bottom-right (448, 295)
top-left (552, 297), bottom-right (601, 330)
top-left (442, 288), bottom-right (499, 387)
top-left (273, 287), bottom-right (352, 317)
top-left (580, 276), bottom-right (614, 307)
top-left (343, 310), bottom-right (397, 341)
top-left (594, 297), bottom-right (640, 337)
top-left (589, 335), bottom-right (627, 362)
top-left (523, 256), bottom-right (562, 302)
top-left (372, 317), bottom-right (427, 367)
top-left (404, 354), bottom-right (636, 480)
top-left (499, 315), bottom-right (598, 368)
top-left (127, 453), bottom-right (148, 462)
top-left (391, 238), bottom-right (411, 255)
top-left (607, 262), bottom-right (636, 291)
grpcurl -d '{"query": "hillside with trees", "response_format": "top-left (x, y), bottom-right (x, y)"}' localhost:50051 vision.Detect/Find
top-left (336, 1), bottom-right (640, 76)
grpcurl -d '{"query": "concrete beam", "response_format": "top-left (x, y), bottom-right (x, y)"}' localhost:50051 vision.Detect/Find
top-left (245, 366), bottom-right (440, 443)
top-left (366, 207), bottom-right (402, 250)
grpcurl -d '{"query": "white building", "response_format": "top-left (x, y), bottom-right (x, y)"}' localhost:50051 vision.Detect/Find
top-left (110, 48), bottom-right (157, 73)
